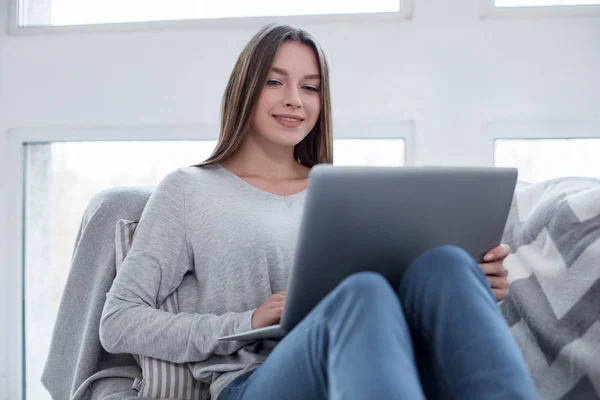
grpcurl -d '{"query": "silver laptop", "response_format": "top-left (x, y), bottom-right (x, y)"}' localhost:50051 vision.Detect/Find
top-left (218, 165), bottom-right (518, 341)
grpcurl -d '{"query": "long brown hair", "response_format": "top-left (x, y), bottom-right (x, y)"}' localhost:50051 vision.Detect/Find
top-left (197, 24), bottom-right (333, 168)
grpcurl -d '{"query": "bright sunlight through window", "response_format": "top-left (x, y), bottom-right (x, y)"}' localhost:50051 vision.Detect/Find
top-left (495, 0), bottom-right (599, 7)
top-left (20, 0), bottom-right (401, 27)
top-left (494, 139), bottom-right (600, 183)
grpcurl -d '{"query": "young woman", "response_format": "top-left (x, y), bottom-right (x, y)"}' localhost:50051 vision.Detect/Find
top-left (100, 24), bottom-right (536, 400)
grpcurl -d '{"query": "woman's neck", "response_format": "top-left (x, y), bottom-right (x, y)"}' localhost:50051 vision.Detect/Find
top-left (222, 134), bottom-right (307, 180)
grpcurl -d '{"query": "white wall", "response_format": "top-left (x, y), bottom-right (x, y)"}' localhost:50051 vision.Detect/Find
top-left (1, 0), bottom-right (599, 398)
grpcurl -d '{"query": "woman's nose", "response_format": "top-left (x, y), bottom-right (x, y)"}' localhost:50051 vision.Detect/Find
top-left (283, 87), bottom-right (302, 108)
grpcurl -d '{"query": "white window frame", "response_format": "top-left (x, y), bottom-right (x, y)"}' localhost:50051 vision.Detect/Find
top-left (3, 121), bottom-right (414, 400)
top-left (480, 0), bottom-right (600, 18)
top-left (482, 120), bottom-right (600, 166)
top-left (8, 0), bottom-right (414, 35)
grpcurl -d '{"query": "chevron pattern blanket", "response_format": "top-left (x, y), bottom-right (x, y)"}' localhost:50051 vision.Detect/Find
top-left (501, 177), bottom-right (600, 400)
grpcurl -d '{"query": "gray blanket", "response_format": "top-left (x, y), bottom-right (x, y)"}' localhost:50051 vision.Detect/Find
top-left (42, 187), bottom-right (153, 400)
top-left (501, 178), bottom-right (600, 400)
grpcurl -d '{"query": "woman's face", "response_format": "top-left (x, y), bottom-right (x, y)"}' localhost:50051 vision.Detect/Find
top-left (248, 41), bottom-right (322, 150)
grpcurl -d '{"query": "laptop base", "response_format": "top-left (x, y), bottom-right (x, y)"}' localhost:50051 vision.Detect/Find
top-left (218, 325), bottom-right (287, 341)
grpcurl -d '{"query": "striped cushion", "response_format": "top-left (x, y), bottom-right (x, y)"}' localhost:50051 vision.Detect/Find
top-left (115, 219), bottom-right (208, 399)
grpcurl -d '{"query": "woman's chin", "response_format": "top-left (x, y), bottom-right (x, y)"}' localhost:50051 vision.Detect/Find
top-left (266, 131), bottom-right (310, 148)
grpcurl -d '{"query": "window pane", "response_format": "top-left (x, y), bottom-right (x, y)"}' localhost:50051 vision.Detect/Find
top-left (495, 0), bottom-right (599, 7)
top-left (24, 140), bottom-right (217, 400)
top-left (21, 0), bottom-right (401, 27)
top-left (494, 138), bottom-right (600, 183)
top-left (24, 138), bottom-right (404, 399)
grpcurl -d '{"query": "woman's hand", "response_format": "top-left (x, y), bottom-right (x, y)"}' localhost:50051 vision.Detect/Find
top-left (251, 292), bottom-right (286, 329)
top-left (478, 244), bottom-right (511, 302)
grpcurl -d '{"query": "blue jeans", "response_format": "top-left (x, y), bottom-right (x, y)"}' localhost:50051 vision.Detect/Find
top-left (218, 246), bottom-right (536, 400)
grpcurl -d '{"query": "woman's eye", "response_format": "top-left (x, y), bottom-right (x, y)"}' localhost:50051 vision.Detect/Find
top-left (266, 80), bottom-right (282, 86)
top-left (304, 86), bottom-right (319, 93)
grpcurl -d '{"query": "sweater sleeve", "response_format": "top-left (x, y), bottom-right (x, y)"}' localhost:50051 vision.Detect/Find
top-left (100, 169), bottom-right (255, 363)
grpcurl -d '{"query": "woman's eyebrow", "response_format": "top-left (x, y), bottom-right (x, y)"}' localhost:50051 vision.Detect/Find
top-left (271, 67), bottom-right (320, 80)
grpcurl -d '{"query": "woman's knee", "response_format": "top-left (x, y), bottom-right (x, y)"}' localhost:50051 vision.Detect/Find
top-left (411, 245), bottom-right (480, 277)
top-left (326, 272), bottom-right (400, 312)
top-left (422, 245), bottom-right (471, 262)
top-left (337, 271), bottom-right (391, 296)
top-left (323, 272), bottom-right (401, 325)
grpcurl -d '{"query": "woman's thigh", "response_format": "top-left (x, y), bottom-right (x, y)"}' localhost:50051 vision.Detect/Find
top-left (218, 321), bottom-right (328, 400)
top-left (218, 271), bottom-right (423, 400)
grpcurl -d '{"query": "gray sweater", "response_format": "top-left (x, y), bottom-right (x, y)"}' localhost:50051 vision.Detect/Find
top-left (100, 164), bottom-right (307, 398)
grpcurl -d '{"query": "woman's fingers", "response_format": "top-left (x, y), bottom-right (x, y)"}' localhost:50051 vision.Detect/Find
top-left (269, 307), bottom-right (284, 320)
top-left (484, 244), bottom-right (511, 262)
top-left (487, 275), bottom-right (510, 290)
top-left (492, 288), bottom-right (509, 302)
top-left (479, 261), bottom-right (506, 276)
top-left (267, 300), bottom-right (285, 309)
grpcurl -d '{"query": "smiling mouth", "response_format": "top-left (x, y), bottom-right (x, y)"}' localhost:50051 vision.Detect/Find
top-left (273, 115), bottom-right (304, 122)
top-left (273, 115), bottom-right (304, 128)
